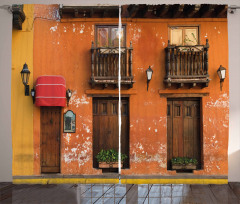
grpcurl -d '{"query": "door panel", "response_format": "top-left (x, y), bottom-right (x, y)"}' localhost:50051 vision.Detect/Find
top-left (173, 100), bottom-right (184, 158)
top-left (167, 98), bottom-right (201, 170)
top-left (93, 98), bottom-right (129, 169)
top-left (40, 107), bottom-right (61, 173)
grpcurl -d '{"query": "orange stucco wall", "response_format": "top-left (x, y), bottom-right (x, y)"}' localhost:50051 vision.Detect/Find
top-left (33, 5), bottom-right (228, 176)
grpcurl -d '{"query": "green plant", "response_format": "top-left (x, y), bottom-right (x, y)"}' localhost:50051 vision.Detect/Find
top-left (96, 149), bottom-right (128, 163)
top-left (184, 33), bottom-right (198, 45)
top-left (171, 157), bottom-right (198, 165)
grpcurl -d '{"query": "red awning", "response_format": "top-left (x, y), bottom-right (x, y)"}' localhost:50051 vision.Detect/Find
top-left (35, 75), bottom-right (66, 107)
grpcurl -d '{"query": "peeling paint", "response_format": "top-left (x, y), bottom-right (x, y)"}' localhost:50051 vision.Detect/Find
top-left (144, 102), bottom-right (153, 106)
top-left (130, 24), bottom-right (142, 41)
top-left (63, 133), bottom-right (71, 144)
top-left (223, 124), bottom-right (228, 128)
top-left (63, 140), bottom-right (92, 167)
top-left (137, 67), bottom-right (144, 72)
top-left (79, 24), bottom-right (85, 34)
top-left (91, 25), bottom-right (94, 36)
top-left (50, 25), bottom-right (57, 32)
top-left (206, 94), bottom-right (229, 108)
top-left (69, 91), bottom-right (90, 107)
top-left (83, 124), bottom-right (91, 133)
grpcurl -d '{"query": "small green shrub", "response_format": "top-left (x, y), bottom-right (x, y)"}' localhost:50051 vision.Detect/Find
top-left (171, 157), bottom-right (198, 165)
top-left (96, 149), bottom-right (128, 163)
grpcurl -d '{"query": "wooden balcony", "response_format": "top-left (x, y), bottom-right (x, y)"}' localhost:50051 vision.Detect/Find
top-left (164, 39), bottom-right (210, 88)
top-left (90, 42), bottom-right (134, 88)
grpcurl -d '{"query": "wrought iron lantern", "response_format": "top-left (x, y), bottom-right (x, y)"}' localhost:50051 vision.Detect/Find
top-left (20, 63), bottom-right (30, 96)
top-left (217, 65), bottom-right (226, 91)
top-left (146, 66), bottom-right (153, 91)
top-left (31, 88), bottom-right (35, 103)
top-left (66, 89), bottom-right (72, 106)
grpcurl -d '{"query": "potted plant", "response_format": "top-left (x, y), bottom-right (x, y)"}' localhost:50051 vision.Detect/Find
top-left (96, 149), bottom-right (128, 168)
top-left (171, 157), bottom-right (198, 170)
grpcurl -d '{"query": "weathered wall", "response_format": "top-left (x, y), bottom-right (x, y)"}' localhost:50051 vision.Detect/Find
top-left (32, 4), bottom-right (228, 176)
top-left (12, 4), bottom-right (34, 176)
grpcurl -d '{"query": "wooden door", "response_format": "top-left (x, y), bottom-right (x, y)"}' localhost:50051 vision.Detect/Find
top-left (93, 98), bottom-right (129, 169)
top-left (40, 106), bottom-right (61, 173)
top-left (167, 98), bottom-right (201, 170)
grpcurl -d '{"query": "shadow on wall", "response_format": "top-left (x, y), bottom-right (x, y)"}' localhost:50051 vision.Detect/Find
top-left (229, 150), bottom-right (240, 182)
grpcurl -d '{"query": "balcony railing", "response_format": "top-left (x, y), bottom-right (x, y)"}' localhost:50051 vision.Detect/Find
top-left (164, 39), bottom-right (210, 88)
top-left (90, 42), bottom-right (134, 88)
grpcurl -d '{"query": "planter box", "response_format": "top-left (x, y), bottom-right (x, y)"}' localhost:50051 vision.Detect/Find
top-left (98, 162), bottom-right (123, 168)
top-left (172, 164), bottom-right (197, 170)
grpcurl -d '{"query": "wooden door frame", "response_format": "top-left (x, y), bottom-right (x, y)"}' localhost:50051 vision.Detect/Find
top-left (92, 96), bottom-right (130, 169)
top-left (40, 106), bottom-right (62, 174)
top-left (167, 97), bottom-right (203, 170)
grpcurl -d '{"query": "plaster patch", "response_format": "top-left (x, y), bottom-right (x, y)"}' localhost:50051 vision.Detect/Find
top-left (137, 67), bottom-right (144, 72)
top-left (206, 94), bottom-right (229, 108)
top-left (162, 41), bottom-right (165, 47)
top-left (83, 124), bottom-right (91, 133)
top-left (79, 24), bottom-right (85, 34)
top-left (223, 124), bottom-right (228, 128)
top-left (35, 153), bottom-right (38, 158)
top-left (63, 133), bottom-right (71, 144)
top-left (205, 33), bottom-right (208, 38)
top-left (131, 24), bottom-right (142, 41)
top-left (135, 142), bottom-right (143, 150)
top-left (71, 148), bottom-right (77, 154)
top-left (91, 25), bottom-right (94, 36)
top-left (70, 91), bottom-right (90, 107)
top-left (144, 102), bottom-right (153, 106)
top-left (50, 25), bottom-right (57, 32)
top-left (64, 153), bottom-right (74, 164)
top-left (155, 129), bottom-right (158, 133)
top-left (63, 140), bottom-right (92, 167)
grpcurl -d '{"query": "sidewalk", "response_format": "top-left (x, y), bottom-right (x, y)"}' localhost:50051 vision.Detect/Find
top-left (1, 182), bottom-right (240, 203)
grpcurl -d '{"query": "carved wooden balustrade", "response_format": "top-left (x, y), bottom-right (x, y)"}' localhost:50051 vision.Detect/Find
top-left (164, 39), bottom-right (210, 88)
top-left (90, 42), bottom-right (134, 88)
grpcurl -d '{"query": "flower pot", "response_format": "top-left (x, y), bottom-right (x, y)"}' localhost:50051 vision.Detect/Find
top-left (98, 162), bottom-right (123, 168)
top-left (185, 164), bottom-right (197, 170)
top-left (172, 164), bottom-right (197, 170)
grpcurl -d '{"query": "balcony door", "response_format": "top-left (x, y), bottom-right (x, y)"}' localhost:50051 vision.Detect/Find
top-left (167, 98), bottom-right (201, 170)
top-left (93, 97), bottom-right (129, 169)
